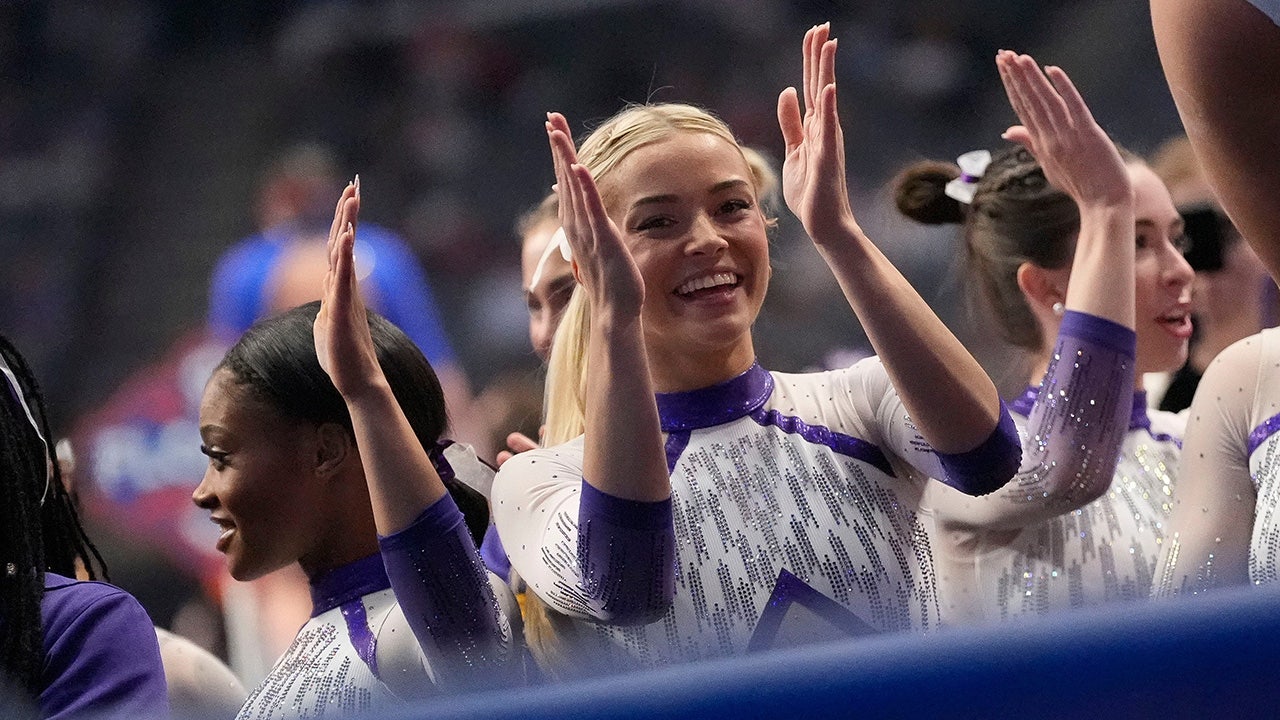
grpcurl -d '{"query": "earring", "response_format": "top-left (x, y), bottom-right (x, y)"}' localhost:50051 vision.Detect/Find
top-left (1052, 301), bottom-right (1065, 317)
top-left (5, 562), bottom-right (16, 577)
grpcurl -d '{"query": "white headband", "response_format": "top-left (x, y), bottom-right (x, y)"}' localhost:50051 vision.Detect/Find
top-left (943, 149), bottom-right (993, 205)
top-left (527, 227), bottom-right (573, 291)
top-left (0, 353), bottom-right (53, 506)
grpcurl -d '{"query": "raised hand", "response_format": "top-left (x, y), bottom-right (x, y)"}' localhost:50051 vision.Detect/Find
top-left (996, 51), bottom-right (1130, 209)
top-left (314, 177), bottom-right (384, 398)
top-left (545, 113), bottom-right (645, 319)
top-left (776, 23), bottom-right (858, 245)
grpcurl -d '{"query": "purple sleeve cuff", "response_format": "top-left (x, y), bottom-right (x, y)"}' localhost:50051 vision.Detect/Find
top-left (480, 523), bottom-right (512, 583)
top-left (576, 481), bottom-right (676, 625)
top-left (934, 401), bottom-right (1022, 496)
top-left (378, 494), bottom-right (514, 690)
top-left (1060, 310), bottom-right (1137, 358)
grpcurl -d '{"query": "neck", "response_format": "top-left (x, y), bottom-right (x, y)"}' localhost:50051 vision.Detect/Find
top-left (646, 338), bottom-right (757, 393)
top-left (297, 479), bottom-right (380, 580)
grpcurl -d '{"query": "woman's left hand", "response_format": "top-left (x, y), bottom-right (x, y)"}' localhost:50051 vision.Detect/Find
top-left (777, 23), bottom-right (858, 245)
top-left (314, 177), bottom-right (384, 398)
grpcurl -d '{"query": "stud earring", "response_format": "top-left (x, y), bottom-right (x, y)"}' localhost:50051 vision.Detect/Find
top-left (1052, 301), bottom-right (1065, 317)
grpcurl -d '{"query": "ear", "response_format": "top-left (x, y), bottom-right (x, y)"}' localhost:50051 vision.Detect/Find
top-left (314, 423), bottom-right (353, 478)
top-left (1015, 261), bottom-right (1069, 315)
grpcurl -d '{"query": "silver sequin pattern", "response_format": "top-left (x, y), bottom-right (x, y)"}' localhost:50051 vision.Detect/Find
top-left (986, 423), bottom-right (1180, 618)
top-left (544, 417), bottom-right (936, 670)
top-left (236, 590), bottom-right (404, 719)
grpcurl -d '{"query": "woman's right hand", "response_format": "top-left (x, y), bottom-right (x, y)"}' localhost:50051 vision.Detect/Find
top-left (545, 112), bottom-right (645, 321)
top-left (996, 51), bottom-right (1131, 210)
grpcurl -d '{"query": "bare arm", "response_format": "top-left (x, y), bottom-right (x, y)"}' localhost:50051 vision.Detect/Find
top-left (545, 114), bottom-right (670, 505)
top-left (1155, 334), bottom-right (1260, 596)
top-left (777, 25), bottom-right (1009, 467)
top-left (1151, 0), bottom-right (1280, 280)
top-left (314, 181), bottom-right (513, 688)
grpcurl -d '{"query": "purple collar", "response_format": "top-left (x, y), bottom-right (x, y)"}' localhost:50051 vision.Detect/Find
top-left (1010, 385), bottom-right (1150, 432)
top-left (308, 553), bottom-right (390, 618)
top-left (656, 362), bottom-right (774, 432)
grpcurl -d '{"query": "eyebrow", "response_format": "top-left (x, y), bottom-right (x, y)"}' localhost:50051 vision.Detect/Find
top-left (628, 179), bottom-right (752, 211)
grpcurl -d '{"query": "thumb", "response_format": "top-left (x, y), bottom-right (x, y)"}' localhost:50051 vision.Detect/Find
top-left (777, 87), bottom-right (804, 153)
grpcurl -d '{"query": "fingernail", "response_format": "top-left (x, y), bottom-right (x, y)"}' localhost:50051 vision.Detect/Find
top-left (346, 221), bottom-right (353, 234)
top-left (354, 174), bottom-right (360, 193)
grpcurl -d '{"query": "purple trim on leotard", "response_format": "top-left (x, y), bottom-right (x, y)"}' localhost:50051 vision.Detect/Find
top-left (378, 493), bottom-right (511, 689)
top-left (664, 430), bottom-right (691, 473)
top-left (309, 554), bottom-right (391, 680)
top-left (656, 362), bottom-right (774, 432)
top-left (309, 553), bottom-right (391, 617)
top-left (932, 401), bottom-right (1022, 495)
top-left (1248, 412), bottom-right (1280, 457)
top-left (749, 408), bottom-right (896, 478)
top-left (340, 596), bottom-right (381, 680)
top-left (576, 480), bottom-right (675, 624)
top-left (1059, 310), bottom-right (1135, 356)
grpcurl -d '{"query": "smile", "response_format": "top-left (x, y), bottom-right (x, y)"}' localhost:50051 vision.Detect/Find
top-left (675, 272), bottom-right (740, 297)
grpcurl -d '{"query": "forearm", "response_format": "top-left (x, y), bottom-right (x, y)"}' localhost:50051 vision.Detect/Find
top-left (380, 496), bottom-right (514, 690)
top-left (1152, 0), bottom-right (1280, 280)
top-left (346, 380), bottom-right (448, 535)
top-left (582, 312), bottom-right (669, 502)
top-left (1063, 205), bottom-right (1136, 327)
top-left (816, 220), bottom-right (1001, 454)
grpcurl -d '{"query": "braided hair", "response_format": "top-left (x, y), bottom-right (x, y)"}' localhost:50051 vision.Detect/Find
top-left (1, 334), bottom-right (106, 694)
top-left (894, 145), bottom-right (1138, 351)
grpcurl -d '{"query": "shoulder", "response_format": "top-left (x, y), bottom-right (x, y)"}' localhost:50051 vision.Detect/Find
top-left (40, 574), bottom-right (169, 719)
top-left (494, 437), bottom-right (583, 486)
top-left (41, 574), bottom-right (153, 635)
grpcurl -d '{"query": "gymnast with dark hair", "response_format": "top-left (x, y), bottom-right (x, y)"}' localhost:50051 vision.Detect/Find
top-left (0, 334), bottom-right (169, 719)
top-left (192, 179), bottom-right (517, 717)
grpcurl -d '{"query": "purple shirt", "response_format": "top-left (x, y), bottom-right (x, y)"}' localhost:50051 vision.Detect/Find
top-left (38, 573), bottom-right (170, 720)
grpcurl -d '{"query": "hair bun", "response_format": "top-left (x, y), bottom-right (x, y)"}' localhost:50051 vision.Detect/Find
top-left (892, 160), bottom-right (966, 225)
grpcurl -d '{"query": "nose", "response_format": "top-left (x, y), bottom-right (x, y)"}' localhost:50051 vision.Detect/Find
top-left (530, 311), bottom-right (553, 361)
top-left (192, 468), bottom-right (217, 509)
top-left (684, 213), bottom-right (729, 256)
top-left (1164, 238), bottom-right (1195, 291)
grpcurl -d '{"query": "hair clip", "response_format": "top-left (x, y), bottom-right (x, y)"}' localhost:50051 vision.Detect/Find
top-left (527, 227), bottom-right (573, 291)
top-left (944, 150), bottom-right (993, 205)
top-left (0, 353), bottom-right (52, 507)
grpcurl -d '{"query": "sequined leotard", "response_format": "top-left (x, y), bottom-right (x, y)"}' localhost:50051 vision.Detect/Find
top-left (493, 349), bottom-right (1029, 673)
top-left (1157, 328), bottom-right (1280, 595)
top-left (924, 312), bottom-right (1141, 623)
top-left (956, 388), bottom-right (1182, 622)
top-left (235, 492), bottom-right (515, 719)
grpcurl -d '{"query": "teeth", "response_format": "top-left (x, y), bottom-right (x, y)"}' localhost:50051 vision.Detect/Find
top-left (676, 272), bottom-right (737, 296)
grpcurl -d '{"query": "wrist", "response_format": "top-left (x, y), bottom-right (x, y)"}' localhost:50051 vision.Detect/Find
top-left (808, 215), bottom-right (866, 249)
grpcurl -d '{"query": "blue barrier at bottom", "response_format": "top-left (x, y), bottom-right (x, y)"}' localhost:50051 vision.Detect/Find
top-left (393, 584), bottom-right (1280, 719)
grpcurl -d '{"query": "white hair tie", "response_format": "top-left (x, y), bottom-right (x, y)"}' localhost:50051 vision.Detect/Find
top-left (943, 150), bottom-right (993, 205)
